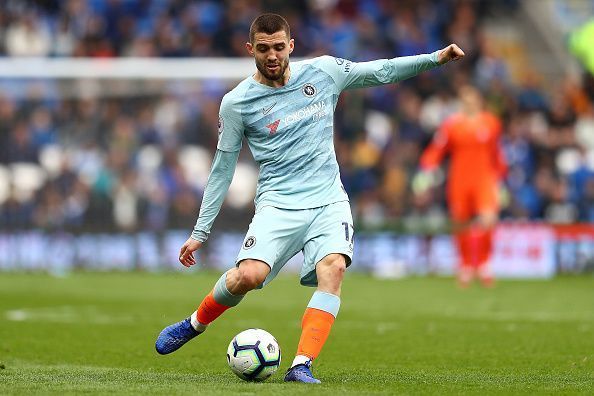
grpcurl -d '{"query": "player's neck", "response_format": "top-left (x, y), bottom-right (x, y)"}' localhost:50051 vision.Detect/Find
top-left (254, 66), bottom-right (291, 88)
top-left (464, 108), bottom-right (481, 118)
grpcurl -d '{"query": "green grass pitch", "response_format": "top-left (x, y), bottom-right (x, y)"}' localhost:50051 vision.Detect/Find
top-left (0, 271), bottom-right (593, 395)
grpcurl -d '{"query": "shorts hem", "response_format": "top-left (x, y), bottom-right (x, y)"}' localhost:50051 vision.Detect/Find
top-left (313, 250), bottom-right (353, 268)
top-left (301, 250), bottom-right (354, 287)
top-left (235, 256), bottom-right (273, 269)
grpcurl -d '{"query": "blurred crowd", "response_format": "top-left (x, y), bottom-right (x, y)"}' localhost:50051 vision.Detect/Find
top-left (1, 0), bottom-right (594, 233)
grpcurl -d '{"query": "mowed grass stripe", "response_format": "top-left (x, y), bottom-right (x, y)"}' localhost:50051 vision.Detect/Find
top-left (1, 362), bottom-right (591, 395)
top-left (0, 272), bottom-right (592, 395)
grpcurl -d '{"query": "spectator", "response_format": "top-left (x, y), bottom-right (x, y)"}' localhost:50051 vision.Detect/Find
top-left (0, 0), bottom-right (590, 234)
top-left (5, 13), bottom-right (51, 57)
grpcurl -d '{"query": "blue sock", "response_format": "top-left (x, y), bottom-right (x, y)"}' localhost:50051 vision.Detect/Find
top-left (307, 290), bottom-right (340, 317)
top-left (212, 270), bottom-right (245, 307)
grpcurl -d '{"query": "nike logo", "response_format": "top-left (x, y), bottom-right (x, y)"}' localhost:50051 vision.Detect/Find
top-left (262, 102), bottom-right (277, 115)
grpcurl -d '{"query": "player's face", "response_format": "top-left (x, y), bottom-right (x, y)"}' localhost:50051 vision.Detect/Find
top-left (246, 31), bottom-right (294, 84)
top-left (459, 86), bottom-right (483, 114)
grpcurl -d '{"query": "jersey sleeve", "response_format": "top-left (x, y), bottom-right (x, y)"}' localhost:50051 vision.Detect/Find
top-left (319, 51), bottom-right (440, 92)
top-left (216, 94), bottom-right (244, 152)
top-left (490, 115), bottom-right (508, 179)
top-left (191, 149), bottom-right (240, 242)
top-left (420, 116), bottom-right (452, 171)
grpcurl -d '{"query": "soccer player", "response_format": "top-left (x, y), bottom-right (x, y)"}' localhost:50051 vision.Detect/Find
top-left (155, 13), bottom-right (464, 383)
top-left (417, 85), bottom-right (506, 287)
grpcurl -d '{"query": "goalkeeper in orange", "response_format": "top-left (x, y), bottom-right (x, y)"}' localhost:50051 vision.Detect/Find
top-left (416, 85), bottom-right (506, 287)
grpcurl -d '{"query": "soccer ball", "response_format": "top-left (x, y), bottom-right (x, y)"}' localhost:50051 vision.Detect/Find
top-left (226, 328), bottom-right (281, 381)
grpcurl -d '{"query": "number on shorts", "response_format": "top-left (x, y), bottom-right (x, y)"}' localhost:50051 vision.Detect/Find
top-left (341, 222), bottom-right (354, 243)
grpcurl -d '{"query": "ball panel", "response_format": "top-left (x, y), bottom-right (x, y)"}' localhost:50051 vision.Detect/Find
top-left (257, 339), bottom-right (280, 362)
top-left (226, 328), bottom-right (281, 382)
top-left (234, 329), bottom-right (260, 345)
top-left (233, 349), bottom-right (260, 371)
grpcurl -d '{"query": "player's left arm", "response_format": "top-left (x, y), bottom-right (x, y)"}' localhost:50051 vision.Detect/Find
top-left (488, 115), bottom-right (510, 209)
top-left (340, 44), bottom-right (464, 90)
top-left (179, 93), bottom-right (244, 267)
top-left (494, 143), bottom-right (508, 180)
top-left (179, 149), bottom-right (240, 267)
top-left (491, 115), bottom-right (508, 180)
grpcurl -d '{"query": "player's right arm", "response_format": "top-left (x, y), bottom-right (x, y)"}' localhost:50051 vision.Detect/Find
top-left (412, 118), bottom-right (453, 195)
top-left (420, 118), bottom-right (452, 171)
top-left (179, 94), bottom-right (243, 267)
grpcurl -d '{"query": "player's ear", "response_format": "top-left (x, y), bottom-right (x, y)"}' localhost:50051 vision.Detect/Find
top-left (288, 38), bottom-right (294, 54)
top-left (246, 42), bottom-right (254, 56)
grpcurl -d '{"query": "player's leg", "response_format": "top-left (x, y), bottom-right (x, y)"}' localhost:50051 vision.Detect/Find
top-left (285, 254), bottom-right (346, 384)
top-left (448, 187), bottom-right (474, 287)
top-left (454, 224), bottom-right (473, 287)
top-left (286, 201), bottom-right (353, 383)
top-left (475, 210), bottom-right (498, 287)
top-left (155, 260), bottom-right (269, 355)
top-left (200, 204), bottom-right (309, 352)
top-left (475, 183), bottom-right (500, 287)
top-left (156, 207), bottom-right (290, 355)
top-left (192, 259), bottom-right (270, 329)
top-left (156, 205), bottom-right (308, 355)
top-left (294, 254), bottom-right (345, 360)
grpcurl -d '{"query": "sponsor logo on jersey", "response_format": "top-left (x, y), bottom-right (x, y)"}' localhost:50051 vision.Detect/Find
top-left (284, 100), bottom-right (327, 125)
top-left (218, 116), bottom-right (224, 135)
top-left (302, 83), bottom-right (316, 97)
top-left (266, 119), bottom-right (281, 135)
top-left (262, 102), bottom-right (277, 115)
top-left (243, 236), bottom-right (256, 249)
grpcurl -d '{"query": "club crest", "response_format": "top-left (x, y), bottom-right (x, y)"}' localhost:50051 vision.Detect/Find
top-left (218, 116), bottom-right (224, 135)
top-left (243, 236), bottom-right (256, 249)
top-left (302, 83), bottom-right (316, 97)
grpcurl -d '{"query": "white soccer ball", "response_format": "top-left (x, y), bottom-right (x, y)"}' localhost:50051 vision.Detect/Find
top-left (226, 328), bottom-right (281, 381)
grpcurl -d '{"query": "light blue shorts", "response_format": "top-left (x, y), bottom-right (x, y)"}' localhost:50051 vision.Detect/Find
top-left (235, 201), bottom-right (354, 287)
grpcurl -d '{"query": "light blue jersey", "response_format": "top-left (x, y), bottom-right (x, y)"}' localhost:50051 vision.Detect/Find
top-left (192, 52), bottom-right (440, 242)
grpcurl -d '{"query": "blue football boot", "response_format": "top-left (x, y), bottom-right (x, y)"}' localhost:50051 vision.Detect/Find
top-left (155, 317), bottom-right (200, 355)
top-left (284, 361), bottom-right (321, 384)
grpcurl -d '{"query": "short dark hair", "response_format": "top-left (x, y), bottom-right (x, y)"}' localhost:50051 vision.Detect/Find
top-left (249, 13), bottom-right (290, 43)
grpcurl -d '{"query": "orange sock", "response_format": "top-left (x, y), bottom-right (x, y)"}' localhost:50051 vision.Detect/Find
top-left (455, 230), bottom-right (473, 268)
top-left (196, 291), bottom-right (231, 325)
top-left (468, 226), bottom-right (482, 269)
top-left (477, 228), bottom-right (493, 265)
top-left (296, 308), bottom-right (335, 360)
top-left (455, 230), bottom-right (474, 286)
top-left (476, 228), bottom-right (495, 285)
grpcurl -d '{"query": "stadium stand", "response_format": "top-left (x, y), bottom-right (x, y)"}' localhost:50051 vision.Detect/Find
top-left (0, 0), bottom-right (593, 235)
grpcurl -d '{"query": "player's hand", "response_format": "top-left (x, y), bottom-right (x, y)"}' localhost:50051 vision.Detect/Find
top-left (498, 182), bottom-right (510, 209)
top-left (179, 237), bottom-right (203, 267)
top-left (412, 170), bottom-right (436, 196)
top-left (438, 44), bottom-right (465, 64)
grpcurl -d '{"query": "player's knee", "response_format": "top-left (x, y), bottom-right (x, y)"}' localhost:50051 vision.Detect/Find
top-left (236, 263), bottom-right (267, 290)
top-left (319, 254), bottom-right (346, 279)
top-left (479, 212), bottom-right (498, 228)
